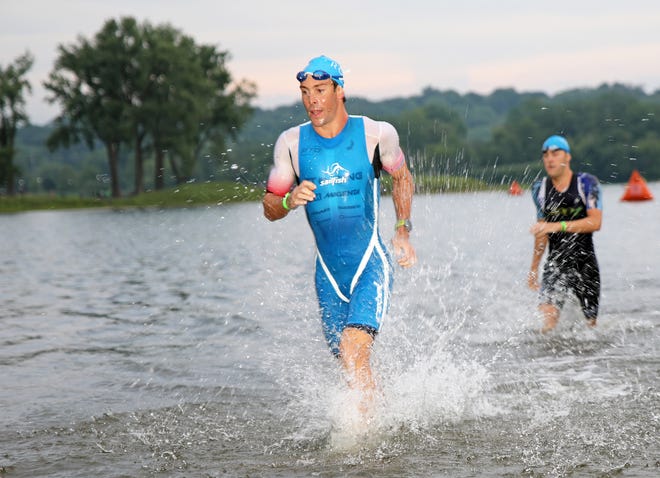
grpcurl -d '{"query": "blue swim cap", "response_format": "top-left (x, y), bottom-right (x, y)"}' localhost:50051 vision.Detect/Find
top-left (542, 135), bottom-right (570, 153)
top-left (297, 55), bottom-right (344, 87)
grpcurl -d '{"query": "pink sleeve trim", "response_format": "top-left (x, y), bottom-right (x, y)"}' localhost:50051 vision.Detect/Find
top-left (266, 174), bottom-right (293, 197)
top-left (382, 149), bottom-right (405, 174)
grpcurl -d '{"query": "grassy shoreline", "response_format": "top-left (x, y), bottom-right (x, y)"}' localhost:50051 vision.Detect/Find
top-left (0, 182), bottom-right (264, 213)
top-left (0, 176), bottom-right (502, 213)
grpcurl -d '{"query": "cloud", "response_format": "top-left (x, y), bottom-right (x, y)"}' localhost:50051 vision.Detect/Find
top-left (466, 43), bottom-right (660, 95)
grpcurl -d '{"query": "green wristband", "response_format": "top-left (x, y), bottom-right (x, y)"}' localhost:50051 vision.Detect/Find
top-left (560, 221), bottom-right (567, 232)
top-left (282, 192), bottom-right (291, 211)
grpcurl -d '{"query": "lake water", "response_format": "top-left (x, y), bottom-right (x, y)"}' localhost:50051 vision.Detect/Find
top-left (1, 184), bottom-right (658, 477)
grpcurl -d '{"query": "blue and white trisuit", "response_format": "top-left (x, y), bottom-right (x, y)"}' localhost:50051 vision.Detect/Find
top-left (266, 115), bottom-right (406, 355)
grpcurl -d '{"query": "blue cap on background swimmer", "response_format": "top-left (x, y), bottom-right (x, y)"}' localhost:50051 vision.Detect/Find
top-left (542, 135), bottom-right (570, 153)
top-left (296, 55), bottom-right (344, 87)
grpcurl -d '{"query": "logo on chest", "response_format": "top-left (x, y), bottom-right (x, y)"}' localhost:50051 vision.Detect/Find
top-left (320, 162), bottom-right (351, 186)
top-left (547, 195), bottom-right (584, 218)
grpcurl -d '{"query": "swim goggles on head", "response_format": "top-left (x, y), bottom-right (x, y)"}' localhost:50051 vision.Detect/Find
top-left (296, 70), bottom-right (341, 83)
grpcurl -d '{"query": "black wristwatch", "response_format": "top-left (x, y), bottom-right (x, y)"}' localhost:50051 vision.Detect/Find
top-left (395, 219), bottom-right (412, 232)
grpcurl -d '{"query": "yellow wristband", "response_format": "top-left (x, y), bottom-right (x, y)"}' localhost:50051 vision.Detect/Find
top-left (560, 221), bottom-right (567, 232)
top-left (282, 192), bottom-right (291, 211)
top-left (395, 219), bottom-right (412, 232)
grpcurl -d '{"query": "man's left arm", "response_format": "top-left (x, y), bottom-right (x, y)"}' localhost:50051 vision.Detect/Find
top-left (391, 161), bottom-right (416, 268)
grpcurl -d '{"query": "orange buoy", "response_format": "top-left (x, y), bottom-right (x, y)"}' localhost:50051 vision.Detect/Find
top-left (509, 180), bottom-right (523, 196)
top-left (620, 170), bottom-right (654, 201)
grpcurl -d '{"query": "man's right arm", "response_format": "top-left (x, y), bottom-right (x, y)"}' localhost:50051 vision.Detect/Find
top-left (528, 180), bottom-right (546, 290)
top-left (263, 180), bottom-right (318, 221)
top-left (263, 192), bottom-right (290, 221)
top-left (263, 131), bottom-right (297, 221)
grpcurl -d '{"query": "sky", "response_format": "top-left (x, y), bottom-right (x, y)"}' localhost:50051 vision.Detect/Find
top-left (2, 0), bottom-right (660, 125)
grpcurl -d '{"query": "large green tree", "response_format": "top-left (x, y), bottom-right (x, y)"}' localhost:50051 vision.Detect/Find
top-left (45, 16), bottom-right (256, 197)
top-left (136, 23), bottom-right (255, 189)
top-left (183, 43), bottom-right (255, 183)
top-left (44, 19), bottom-right (134, 197)
top-left (0, 52), bottom-right (34, 195)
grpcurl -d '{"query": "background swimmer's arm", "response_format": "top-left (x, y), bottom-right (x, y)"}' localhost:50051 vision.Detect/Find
top-left (563, 208), bottom-right (602, 233)
top-left (528, 231), bottom-right (547, 291)
top-left (531, 209), bottom-right (602, 236)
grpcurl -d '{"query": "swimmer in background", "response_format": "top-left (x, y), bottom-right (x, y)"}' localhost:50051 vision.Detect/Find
top-left (528, 135), bottom-right (603, 332)
top-left (263, 55), bottom-right (416, 415)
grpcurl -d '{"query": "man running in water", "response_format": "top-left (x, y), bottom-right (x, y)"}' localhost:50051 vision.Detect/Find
top-left (528, 135), bottom-right (602, 332)
top-left (263, 55), bottom-right (416, 413)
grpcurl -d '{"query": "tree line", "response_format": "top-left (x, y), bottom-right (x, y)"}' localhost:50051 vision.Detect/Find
top-left (2, 17), bottom-right (659, 197)
top-left (224, 84), bottom-right (659, 192)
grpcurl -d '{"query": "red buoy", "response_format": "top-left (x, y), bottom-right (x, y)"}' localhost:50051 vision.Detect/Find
top-left (509, 180), bottom-right (523, 196)
top-left (621, 170), bottom-right (654, 201)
